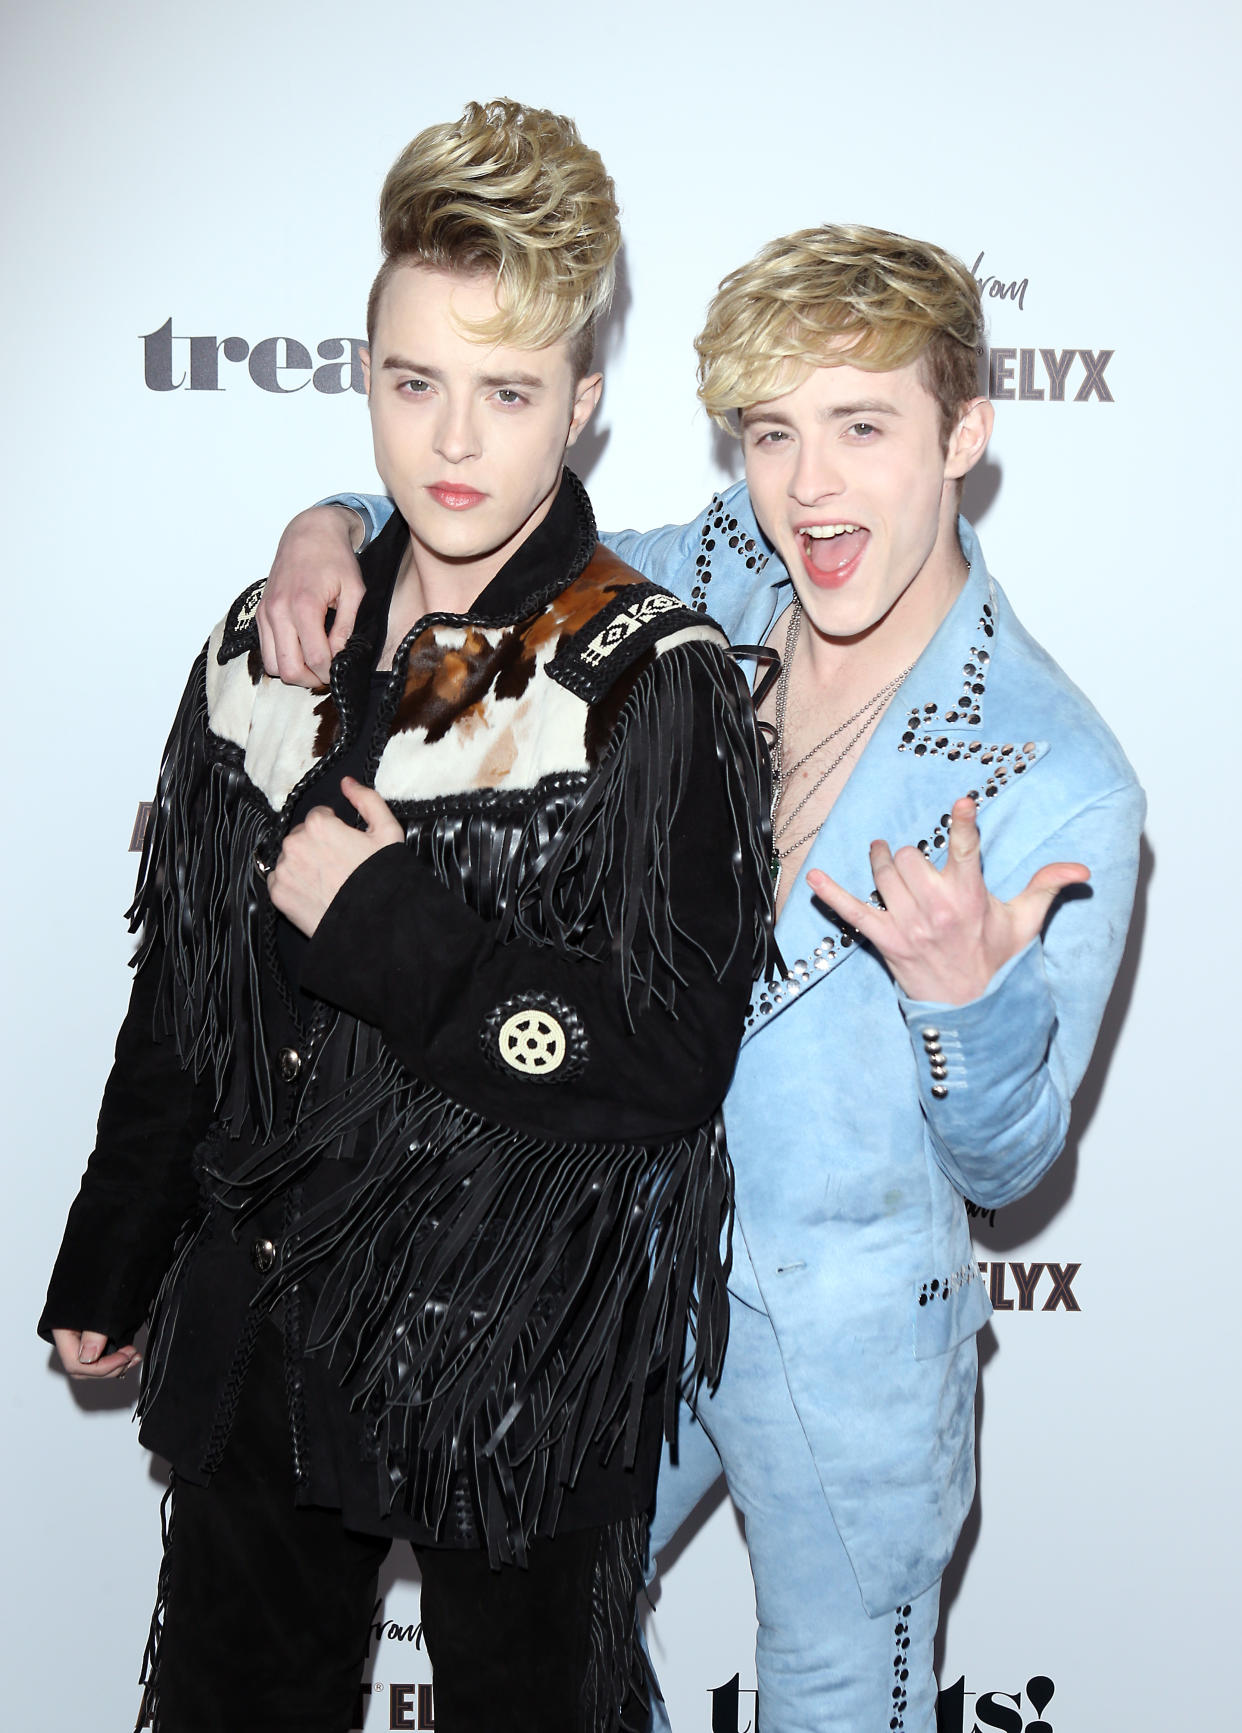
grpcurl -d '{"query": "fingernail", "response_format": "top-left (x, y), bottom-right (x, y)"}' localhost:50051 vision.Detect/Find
top-left (79, 1345), bottom-right (98, 1365)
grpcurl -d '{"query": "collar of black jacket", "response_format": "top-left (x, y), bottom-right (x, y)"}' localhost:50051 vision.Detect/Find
top-left (349, 466), bottom-right (599, 656)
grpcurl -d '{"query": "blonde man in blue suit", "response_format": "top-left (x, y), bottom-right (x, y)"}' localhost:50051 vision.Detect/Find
top-left (257, 224), bottom-right (1144, 1733)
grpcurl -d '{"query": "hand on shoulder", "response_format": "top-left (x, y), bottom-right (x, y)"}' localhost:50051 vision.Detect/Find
top-left (256, 504), bottom-right (367, 686)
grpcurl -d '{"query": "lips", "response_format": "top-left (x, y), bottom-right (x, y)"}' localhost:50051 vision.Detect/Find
top-left (798, 523), bottom-right (869, 589)
top-left (428, 482), bottom-right (487, 510)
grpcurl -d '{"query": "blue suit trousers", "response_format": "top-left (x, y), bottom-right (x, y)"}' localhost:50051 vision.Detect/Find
top-left (648, 1244), bottom-right (940, 1733)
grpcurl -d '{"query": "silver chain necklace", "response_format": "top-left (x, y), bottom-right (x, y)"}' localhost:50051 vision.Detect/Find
top-left (769, 601), bottom-right (914, 889)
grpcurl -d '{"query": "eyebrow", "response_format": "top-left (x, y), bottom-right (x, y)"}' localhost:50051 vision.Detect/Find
top-left (381, 356), bottom-right (441, 377)
top-left (380, 355), bottom-right (546, 389)
top-left (741, 398), bottom-right (901, 426)
top-left (478, 370), bottom-right (545, 389)
top-left (823, 399), bottom-right (901, 420)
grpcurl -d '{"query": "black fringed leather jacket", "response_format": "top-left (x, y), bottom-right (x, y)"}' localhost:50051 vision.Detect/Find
top-left (41, 472), bottom-right (773, 1561)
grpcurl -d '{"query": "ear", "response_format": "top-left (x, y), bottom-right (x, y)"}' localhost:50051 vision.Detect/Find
top-left (361, 346), bottom-right (372, 399)
top-left (943, 396), bottom-right (993, 481)
top-left (565, 372), bottom-right (603, 448)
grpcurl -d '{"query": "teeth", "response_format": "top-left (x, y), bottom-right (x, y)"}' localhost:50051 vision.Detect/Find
top-left (803, 523), bottom-right (860, 539)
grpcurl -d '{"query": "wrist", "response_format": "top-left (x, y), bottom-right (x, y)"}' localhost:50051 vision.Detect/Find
top-left (894, 967), bottom-right (990, 1008)
top-left (898, 938), bottom-right (1037, 1015)
top-left (332, 504), bottom-right (366, 556)
top-left (281, 503), bottom-right (362, 560)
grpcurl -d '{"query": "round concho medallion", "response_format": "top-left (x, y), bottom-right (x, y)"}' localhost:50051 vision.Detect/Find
top-left (497, 1008), bottom-right (567, 1076)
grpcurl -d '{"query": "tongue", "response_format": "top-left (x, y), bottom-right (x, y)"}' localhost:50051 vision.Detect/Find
top-left (806, 527), bottom-right (868, 575)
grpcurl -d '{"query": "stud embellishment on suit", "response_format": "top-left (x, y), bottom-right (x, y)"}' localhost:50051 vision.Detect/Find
top-left (691, 495), bottom-right (768, 611)
top-left (896, 763), bottom-right (1044, 868)
top-left (891, 1604), bottom-right (913, 1729)
top-left (744, 934), bottom-right (853, 1031)
top-left (897, 740), bottom-right (1039, 815)
top-left (896, 582), bottom-right (1008, 743)
top-left (918, 1261), bottom-right (979, 1306)
top-left (921, 1025), bottom-right (951, 1099)
top-left (482, 994), bottom-right (589, 1083)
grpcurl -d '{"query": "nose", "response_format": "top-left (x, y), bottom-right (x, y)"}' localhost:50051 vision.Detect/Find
top-left (434, 395), bottom-right (481, 464)
top-left (789, 437), bottom-right (844, 505)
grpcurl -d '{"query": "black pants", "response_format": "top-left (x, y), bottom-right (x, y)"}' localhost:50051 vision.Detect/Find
top-left (148, 1327), bottom-right (647, 1733)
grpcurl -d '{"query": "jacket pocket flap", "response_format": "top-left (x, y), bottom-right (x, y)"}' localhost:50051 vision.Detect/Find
top-left (913, 1260), bottom-right (991, 1360)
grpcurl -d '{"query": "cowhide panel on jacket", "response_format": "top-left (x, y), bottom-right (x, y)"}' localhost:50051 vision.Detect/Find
top-left (205, 548), bottom-right (726, 814)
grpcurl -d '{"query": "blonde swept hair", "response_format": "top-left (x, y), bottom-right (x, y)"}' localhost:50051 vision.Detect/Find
top-left (696, 224), bottom-right (983, 445)
top-left (366, 99), bottom-right (620, 377)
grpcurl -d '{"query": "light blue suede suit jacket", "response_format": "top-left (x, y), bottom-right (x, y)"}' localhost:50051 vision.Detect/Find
top-left (336, 480), bottom-right (1145, 1613)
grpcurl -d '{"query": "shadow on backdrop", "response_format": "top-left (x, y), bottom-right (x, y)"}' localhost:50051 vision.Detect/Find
top-left (53, 1324), bottom-right (148, 1414)
top-left (567, 243), bottom-right (632, 487)
top-left (710, 416), bottom-right (746, 489)
top-left (936, 831), bottom-right (1152, 1675)
top-left (970, 830), bottom-right (1152, 1256)
top-left (962, 452), bottom-right (1002, 527)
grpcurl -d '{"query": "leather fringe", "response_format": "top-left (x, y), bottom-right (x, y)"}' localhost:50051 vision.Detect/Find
top-left (137, 1192), bottom-right (217, 1422)
top-left (128, 617), bottom-right (771, 1565)
top-left (206, 1067), bottom-right (733, 1565)
top-left (134, 1476), bottom-right (176, 1732)
top-left (126, 650), bottom-right (280, 1140)
top-left (507, 638), bottom-right (774, 1019)
top-left (127, 629), bottom-right (771, 1145)
top-left (585, 1513), bottom-right (657, 1733)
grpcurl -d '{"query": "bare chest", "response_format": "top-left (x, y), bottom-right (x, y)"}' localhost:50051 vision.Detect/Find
top-left (758, 605), bottom-right (911, 916)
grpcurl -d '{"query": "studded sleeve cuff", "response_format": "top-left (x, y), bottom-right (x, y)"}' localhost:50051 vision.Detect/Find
top-left (899, 940), bottom-right (1066, 1207)
top-left (896, 771), bottom-right (1144, 1207)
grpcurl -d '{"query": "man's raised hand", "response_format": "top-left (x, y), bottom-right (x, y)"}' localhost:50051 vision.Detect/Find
top-left (256, 504), bottom-right (367, 687)
top-left (806, 796), bottom-right (1089, 1007)
top-left (267, 777), bottom-right (404, 939)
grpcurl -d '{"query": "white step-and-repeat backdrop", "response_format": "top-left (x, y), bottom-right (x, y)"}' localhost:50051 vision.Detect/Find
top-left (4, 3), bottom-right (1237, 1728)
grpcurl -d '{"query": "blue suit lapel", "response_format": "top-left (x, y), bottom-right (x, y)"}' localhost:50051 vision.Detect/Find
top-left (743, 542), bottom-right (1048, 1045)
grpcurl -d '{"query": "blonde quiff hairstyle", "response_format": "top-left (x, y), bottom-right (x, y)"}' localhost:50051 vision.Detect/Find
top-left (696, 224), bottom-right (984, 446)
top-left (367, 100), bottom-right (620, 378)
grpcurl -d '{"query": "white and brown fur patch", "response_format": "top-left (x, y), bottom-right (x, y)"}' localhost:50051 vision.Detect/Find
top-left (204, 550), bottom-right (723, 814)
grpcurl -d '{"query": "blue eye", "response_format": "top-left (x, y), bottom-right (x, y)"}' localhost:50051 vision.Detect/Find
top-left (494, 389), bottom-right (526, 406)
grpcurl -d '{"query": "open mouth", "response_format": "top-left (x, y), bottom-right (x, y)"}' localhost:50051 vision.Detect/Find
top-left (799, 522), bottom-right (868, 587)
